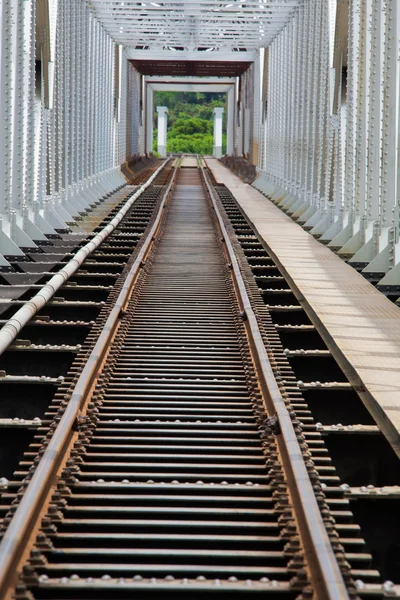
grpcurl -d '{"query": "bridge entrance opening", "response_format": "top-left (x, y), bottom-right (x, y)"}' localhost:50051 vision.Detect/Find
top-left (153, 91), bottom-right (226, 157)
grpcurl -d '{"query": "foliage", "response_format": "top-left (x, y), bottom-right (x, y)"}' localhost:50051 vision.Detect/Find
top-left (153, 91), bottom-right (226, 155)
top-left (171, 117), bottom-right (213, 136)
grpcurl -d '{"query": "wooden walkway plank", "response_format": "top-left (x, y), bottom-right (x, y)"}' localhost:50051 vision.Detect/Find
top-left (206, 159), bottom-right (400, 457)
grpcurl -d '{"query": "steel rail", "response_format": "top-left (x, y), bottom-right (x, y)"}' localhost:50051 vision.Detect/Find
top-left (0, 159), bottom-right (169, 357)
top-left (0, 158), bottom-right (179, 598)
top-left (199, 162), bottom-right (350, 600)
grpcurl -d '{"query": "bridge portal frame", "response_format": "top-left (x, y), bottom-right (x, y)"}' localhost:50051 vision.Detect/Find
top-left (143, 76), bottom-right (236, 157)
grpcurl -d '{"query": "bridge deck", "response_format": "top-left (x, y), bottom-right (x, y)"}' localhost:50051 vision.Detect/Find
top-left (206, 158), bottom-right (400, 457)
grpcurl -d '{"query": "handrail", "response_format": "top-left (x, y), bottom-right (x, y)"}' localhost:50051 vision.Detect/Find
top-left (199, 162), bottom-right (349, 600)
top-left (0, 159), bottom-right (170, 357)
top-left (0, 158), bottom-right (179, 598)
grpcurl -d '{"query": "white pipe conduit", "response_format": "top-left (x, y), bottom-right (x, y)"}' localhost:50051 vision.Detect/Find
top-left (0, 159), bottom-right (169, 356)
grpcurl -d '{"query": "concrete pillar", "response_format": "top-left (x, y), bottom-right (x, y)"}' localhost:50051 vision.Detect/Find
top-left (213, 107), bottom-right (224, 158)
top-left (156, 106), bottom-right (168, 157)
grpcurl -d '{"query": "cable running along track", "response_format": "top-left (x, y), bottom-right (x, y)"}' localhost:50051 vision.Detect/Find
top-left (0, 160), bottom-right (380, 599)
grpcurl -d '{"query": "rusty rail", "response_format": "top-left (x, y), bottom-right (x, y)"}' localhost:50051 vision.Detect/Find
top-left (0, 158), bottom-right (180, 598)
top-left (199, 160), bottom-right (349, 600)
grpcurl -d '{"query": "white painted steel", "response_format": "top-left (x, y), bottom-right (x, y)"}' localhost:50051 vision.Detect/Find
top-left (1, 0), bottom-right (400, 282)
top-left (87, 0), bottom-right (300, 49)
top-left (0, 0), bottom-right (145, 263)
top-left (254, 0), bottom-right (400, 284)
top-left (213, 107), bottom-right (224, 158)
top-left (157, 106), bottom-right (169, 156)
top-left (126, 48), bottom-right (258, 61)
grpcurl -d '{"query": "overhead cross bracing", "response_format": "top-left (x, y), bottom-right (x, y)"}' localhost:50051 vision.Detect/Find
top-left (87, 0), bottom-right (300, 51)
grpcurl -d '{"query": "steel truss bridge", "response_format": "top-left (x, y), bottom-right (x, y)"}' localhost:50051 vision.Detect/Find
top-left (0, 1), bottom-right (400, 599)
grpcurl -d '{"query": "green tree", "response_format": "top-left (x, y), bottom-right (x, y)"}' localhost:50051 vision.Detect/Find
top-left (153, 91), bottom-right (227, 155)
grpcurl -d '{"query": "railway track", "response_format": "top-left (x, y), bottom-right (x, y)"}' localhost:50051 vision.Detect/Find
top-left (0, 159), bottom-right (172, 489)
top-left (0, 158), bottom-right (398, 599)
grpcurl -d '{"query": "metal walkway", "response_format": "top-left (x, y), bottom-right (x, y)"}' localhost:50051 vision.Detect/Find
top-left (206, 159), bottom-right (400, 457)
